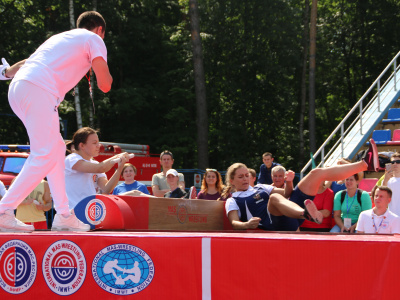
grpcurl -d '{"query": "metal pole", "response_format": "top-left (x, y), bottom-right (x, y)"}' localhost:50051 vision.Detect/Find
top-left (377, 79), bottom-right (381, 112)
top-left (395, 59), bottom-right (397, 92)
top-left (359, 102), bottom-right (363, 135)
top-left (341, 123), bottom-right (344, 157)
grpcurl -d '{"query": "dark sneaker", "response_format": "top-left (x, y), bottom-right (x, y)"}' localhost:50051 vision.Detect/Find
top-left (362, 139), bottom-right (379, 172)
top-left (188, 186), bottom-right (197, 199)
top-left (304, 199), bottom-right (323, 224)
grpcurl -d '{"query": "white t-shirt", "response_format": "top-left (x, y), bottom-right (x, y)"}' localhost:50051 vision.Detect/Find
top-left (14, 28), bottom-right (107, 99)
top-left (225, 184), bottom-right (274, 219)
top-left (356, 208), bottom-right (400, 234)
top-left (0, 180), bottom-right (6, 197)
top-left (388, 176), bottom-right (400, 216)
top-left (65, 153), bottom-right (106, 209)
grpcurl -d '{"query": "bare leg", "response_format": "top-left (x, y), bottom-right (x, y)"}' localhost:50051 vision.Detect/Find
top-left (268, 194), bottom-right (305, 219)
top-left (298, 161), bottom-right (367, 196)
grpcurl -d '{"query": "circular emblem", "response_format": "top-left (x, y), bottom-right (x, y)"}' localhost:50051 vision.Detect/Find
top-left (177, 204), bottom-right (187, 224)
top-left (85, 199), bottom-right (106, 225)
top-left (92, 244), bottom-right (154, 295)
top-left (0, 240), bottom-right (37, 294)
top-left (42, 240), bottom-right (86, 295)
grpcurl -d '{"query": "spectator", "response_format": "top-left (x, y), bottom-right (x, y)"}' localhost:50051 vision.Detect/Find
top-left (225, 144), bottom-right (377, 231)
top-left (152, 150), bottom-right (185, 197)
top-left (0, 180), bottom-right (6, 200)
top-left (271, 166), bottom-right (286, 189)
top-left (330, 174), bottom-right (372, 233)
top-left (112, 163), bottom-right (150, 195)
top-left (197, 168), bottom-right (224, 200)
top-left (248, 168), bottom-right (257, 187)
top-left (164, 169), bottom-right (188, 198)
top-left (382, 152), bottom-right (400, 216)
top-left (300, 181), bottom-right (334, 232)
top-left (14, 178), bottom-right (52, 230)
top-left (65, 127), bottom-right (130, 210)
top-left (356, 186), bottom-right (400, 234)
top-left (258, 152), bottom-right (281, 184)
top-left (0, 11), bottom-right (111, 232)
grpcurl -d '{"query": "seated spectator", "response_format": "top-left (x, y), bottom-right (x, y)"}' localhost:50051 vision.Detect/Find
top-left (382, 152), bottom-right (400, 217)
top-left (248, 168), bottom-right (257, 187)
top-left (0, 180), bottom-right (6, 200)
top-left (271, 165), bottom-right (286, 189)
top-left (112, 163), bottom-right (150, 195)
top-left (300, 181), bottom-right (334, 232)
top-left (197, 168), bottom-right (224, 200)
top-left (356, 186), bottom-right (400, 234)
top-left (258, 152), bottom-right (281, 184)
top-left (14, 178), bottom-right (52, 230)
top-left (65, 127), bottom-right (130, 209)
top-left (225, 145), bottom-right (377, 231)
top-left (164, 169), bottom-right (188, 198)
top-left (330, 173), bottom-right (372, 233)
top-left (152, 150), bottom-right (185, 197)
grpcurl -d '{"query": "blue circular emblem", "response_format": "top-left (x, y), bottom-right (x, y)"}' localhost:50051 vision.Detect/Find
top-left (92, 244), bottom-right (154, 295)
top-left (42, 240), bottom-right (86, 295)
top-left (0, 240), bottom-right (37, 294)
top-left (85, 199), bottom-right (106, 225)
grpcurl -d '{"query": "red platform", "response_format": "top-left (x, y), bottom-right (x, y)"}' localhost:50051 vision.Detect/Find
top-left (0, 230), bottom-right (398, 299)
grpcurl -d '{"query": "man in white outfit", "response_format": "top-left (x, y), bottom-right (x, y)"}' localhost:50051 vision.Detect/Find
top-left (0, 11), bottom-right (113, 232)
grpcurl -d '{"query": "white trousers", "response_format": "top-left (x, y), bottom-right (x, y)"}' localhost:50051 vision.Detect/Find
top-left (0, 80), bottom-right (69, 215)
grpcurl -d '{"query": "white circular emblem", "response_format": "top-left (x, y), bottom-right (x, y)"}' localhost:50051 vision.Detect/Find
top-left (85, 199), bottom-right (106, 225)
top-left (0, 240), bottom-right (37, 294)
top-left (42, 240), bottom-right (86, 295)
top-left (92, 244), bottom-right (155, 295)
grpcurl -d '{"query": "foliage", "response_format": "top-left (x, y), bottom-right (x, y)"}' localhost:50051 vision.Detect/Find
top-left (0, 0), bottom-right (400, 172)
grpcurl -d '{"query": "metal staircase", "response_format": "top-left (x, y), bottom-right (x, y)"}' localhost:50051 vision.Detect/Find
top-left (300, 51), bottom-right (400, 178)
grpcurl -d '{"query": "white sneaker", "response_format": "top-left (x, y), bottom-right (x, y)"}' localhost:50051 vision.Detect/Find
top-left (51, 211), bottom-right (91, 232)
top-left (0, 210), bottom-right (34, 232)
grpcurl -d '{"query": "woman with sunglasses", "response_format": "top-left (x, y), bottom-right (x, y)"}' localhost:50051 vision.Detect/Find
top-left (197, 169), bottom-right (224, 200)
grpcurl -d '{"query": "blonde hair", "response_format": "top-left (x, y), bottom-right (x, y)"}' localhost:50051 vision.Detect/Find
top-left (201, 169), bottom-right (224, 194)
top-left (219, 163), bottom-right (247, 200)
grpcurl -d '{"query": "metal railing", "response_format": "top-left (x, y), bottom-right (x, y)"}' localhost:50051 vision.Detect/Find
top-left (300, 50), bottom-right (400, 178)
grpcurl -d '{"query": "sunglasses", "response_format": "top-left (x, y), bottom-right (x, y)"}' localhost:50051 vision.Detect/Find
top-left (391, 160), bottom-right (400, 164)
top-left (206, 168), bottom-right (217, 172)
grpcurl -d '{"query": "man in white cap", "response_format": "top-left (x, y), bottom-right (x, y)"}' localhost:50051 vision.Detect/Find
top-left (152, 150), bottom-right (185, 197)
top-left (164, 169), bottom-right (188, 198)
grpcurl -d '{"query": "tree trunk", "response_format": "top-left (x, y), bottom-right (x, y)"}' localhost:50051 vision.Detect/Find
top-left (299, 0), bottom-right (310, 168)
top-left (88, 0), bottom-right (98, 128)
top-left (308, 0), bottom-right (317, 153)
top-left (69, 0), bottom-right (82, 128)
top-left (189, 0), bottom-right (209, 169)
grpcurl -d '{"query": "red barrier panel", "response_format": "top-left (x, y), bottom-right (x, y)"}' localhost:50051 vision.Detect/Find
top-left (0, 231), bottom-right (399, 299)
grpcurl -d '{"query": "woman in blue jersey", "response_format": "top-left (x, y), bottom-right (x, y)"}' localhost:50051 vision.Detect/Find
top-left (224, 143), bottom-right (378, 231)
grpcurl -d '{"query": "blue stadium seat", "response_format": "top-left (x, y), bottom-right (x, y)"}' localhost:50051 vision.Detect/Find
top-left (369, 129), bottom-right (391, 145)
top-left (382, 108), bottom-right (400, 123)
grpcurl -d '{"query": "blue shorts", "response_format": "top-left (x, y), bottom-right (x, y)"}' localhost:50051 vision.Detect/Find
top-left (271, 186), bottom-right (315, 231)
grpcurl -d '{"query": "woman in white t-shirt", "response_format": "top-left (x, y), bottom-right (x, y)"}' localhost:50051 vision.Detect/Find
top-left (65, 127), bottom-right (130, 209)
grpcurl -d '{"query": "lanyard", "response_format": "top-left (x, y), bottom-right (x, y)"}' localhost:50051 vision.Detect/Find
top-left (345, 191), bottom-right (357, 216)
top-left (372, 214), bottom-right (386, 233)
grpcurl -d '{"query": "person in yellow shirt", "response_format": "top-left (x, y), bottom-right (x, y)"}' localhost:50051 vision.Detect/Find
top-left (14, 178), bottom-right (52, 229)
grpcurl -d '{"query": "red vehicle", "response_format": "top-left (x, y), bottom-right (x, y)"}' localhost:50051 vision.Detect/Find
top-left (0, 143), bottom-right (160, 193)
top-left (0, 146), bottom-right (30, 188)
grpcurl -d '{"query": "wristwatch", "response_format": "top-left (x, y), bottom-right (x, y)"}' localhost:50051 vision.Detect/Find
top-left (1, 68), bottom-right (7, 77)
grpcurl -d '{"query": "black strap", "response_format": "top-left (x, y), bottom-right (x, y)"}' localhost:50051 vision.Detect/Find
top-left (340, 189), bottom-right (362, 208)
